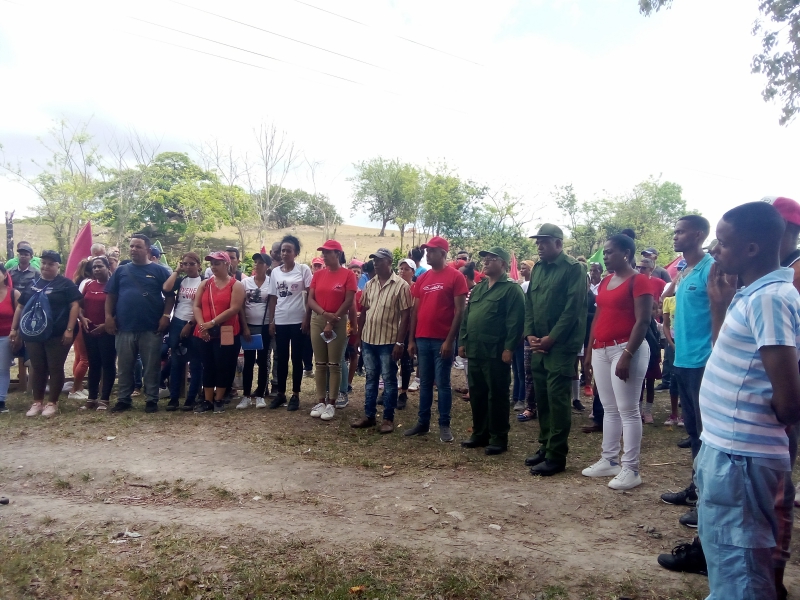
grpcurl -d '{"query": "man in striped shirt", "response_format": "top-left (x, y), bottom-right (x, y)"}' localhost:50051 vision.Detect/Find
top-left (696, 202), bottom-right (800, 600)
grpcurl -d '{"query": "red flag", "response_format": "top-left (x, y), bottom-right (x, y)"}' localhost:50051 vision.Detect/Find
top-left (65, 221), bottom-right (93, 279)
top-left (260, 245), bottom-right (266, 254)
top-left (509, 252), bottom-right (519, 280)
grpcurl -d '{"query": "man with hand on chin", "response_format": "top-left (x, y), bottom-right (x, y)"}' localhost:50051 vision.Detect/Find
top-left (458, 247), bottom-right (525, 455)
top-left (524, 224), bottom-right (587, 476)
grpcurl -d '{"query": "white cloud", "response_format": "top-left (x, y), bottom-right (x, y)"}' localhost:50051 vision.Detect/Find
top-left (0, 0), bottom-right (797, 240)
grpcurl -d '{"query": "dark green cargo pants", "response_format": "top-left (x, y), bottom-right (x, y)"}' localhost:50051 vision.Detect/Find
top-left (530, 351), bottom-right (574, 466)
top-left (467, 357), bottom-right (511, 448)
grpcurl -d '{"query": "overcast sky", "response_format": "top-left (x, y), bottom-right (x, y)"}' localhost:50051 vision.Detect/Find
top-left (1, 0), bottom-right (798, 236)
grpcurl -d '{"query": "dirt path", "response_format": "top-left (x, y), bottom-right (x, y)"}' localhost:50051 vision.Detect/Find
top-left (0, 431), bottom-right (722, 595)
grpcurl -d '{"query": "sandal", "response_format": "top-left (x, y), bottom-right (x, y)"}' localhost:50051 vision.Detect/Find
top-left (80, 400), bottom-right (99, 411)
top-left (96, 401), bottom-right (109, 411)
top-left (517, 409), bottom-right (536, 422)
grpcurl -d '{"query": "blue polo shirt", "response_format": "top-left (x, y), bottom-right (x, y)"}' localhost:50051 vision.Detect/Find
top-left (674, 253), bottom-right (713, 369)
top-left (105, 262), bottom-right (169, 332)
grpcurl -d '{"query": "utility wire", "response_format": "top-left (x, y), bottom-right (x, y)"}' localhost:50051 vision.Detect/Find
top-left (131, 17), bottom-right (365, 85)
top-left (167, 0), bottom-right (388, 71)
top-left (292, 0), bottom-right (484, 67)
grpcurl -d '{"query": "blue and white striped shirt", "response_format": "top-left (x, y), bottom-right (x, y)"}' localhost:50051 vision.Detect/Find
top-left (699, 268), bottom-right (800, 465)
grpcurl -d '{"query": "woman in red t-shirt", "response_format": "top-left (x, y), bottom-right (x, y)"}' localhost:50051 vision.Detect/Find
top-left (78, 257), bottom-right (116, 410)
top-left (0, 265), bottom-right (20, 413)
top-left (583, 234), bottom-right (653, 491)
top-left (306, 240), bottom-right (356, 421)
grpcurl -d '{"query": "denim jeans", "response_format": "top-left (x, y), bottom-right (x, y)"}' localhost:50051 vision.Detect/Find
top-left (416, 337), bottom-right (452, 427)
top-left (338, 340), bottom-right (348, 395)
top-left (84, 332), bottom-right (116, 401)
top-left (116, 330), bottom-right (163, 404)
top-left (0, 336), bottom-right (11, 404)
top-left (363, 342), bottom-right (398, 422)
top-left (169, 318), bottom-right (203, 403)
top-left (674, 366), bottom-right (705, 459)
top-left (511, 343), bottom-right (525, 402)
top-left (697, 444), bottom-right (789, 599)
top-left (661, 342), bottom-right (674, 385)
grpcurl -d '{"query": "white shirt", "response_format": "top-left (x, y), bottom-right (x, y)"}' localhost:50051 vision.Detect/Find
top-left (267, 263), bottom-right (312, 325)
top-left (174, 276), bottom-right (201, 322)
top-left (520, 280), bottom-right (530, 293)
top-left (243, 275), bottom-right (270, 325)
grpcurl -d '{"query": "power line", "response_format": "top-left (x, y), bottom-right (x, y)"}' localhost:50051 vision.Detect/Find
top-left (131, 17), bottom-right (365, 85)
top-left (167, 0), bottom-right (388, 71)
top-left (292, 0), bottom-right (484, 67)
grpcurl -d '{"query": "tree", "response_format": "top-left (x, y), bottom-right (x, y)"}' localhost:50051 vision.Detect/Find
top-left (640, 0), bottom-right (800, 125)
top-left (246, 123), bottom-right (301, 247)
top-left (420, 164), bottom-right (472, 238)
top-left (1, 119), bottom-right (101, 260)
top-left (349, 157), bottom-right (420, 236)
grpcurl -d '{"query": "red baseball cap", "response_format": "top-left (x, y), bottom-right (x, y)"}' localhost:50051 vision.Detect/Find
top-left (205, 251), bottom-right (231, 263)
top-left (311, 256), bottom-right (325, 265)
top-left (317, 239), bottom-right (343, 252)
top-left (772, 197), bottom-right (800, 227)
top-left (421, 236), bottom-right (449, 252)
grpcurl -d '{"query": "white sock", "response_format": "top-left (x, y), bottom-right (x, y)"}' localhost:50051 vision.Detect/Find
top-left (572, 380), bottom-right (579, 400)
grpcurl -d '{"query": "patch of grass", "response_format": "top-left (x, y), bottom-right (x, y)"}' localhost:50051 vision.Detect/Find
top-left (209, 485), bottom-right (235, 500)
top-left (53, 477), bottom-right (71, 490)
top-left (80, 472), bottom-right (92, 482)
top-left (541, 584), bottom-right (568, 599)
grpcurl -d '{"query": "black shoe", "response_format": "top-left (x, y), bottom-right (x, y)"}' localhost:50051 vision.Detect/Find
top-left (655, 381), bottom-right (670, 391)
top-left (661, 487), bottom-right (697, 507)
top-left (397, 392), bottom-right (407, 410)
top-left (460, 438), bottom-right (488, 448)
top-left (679, 508), bottom-right (698, 528)
top-left (485, 445), bottom-right (507, 456)
top-left (269, 394), bottom-right (287, 409)
top-left (529, 459), bottom-right (565, 476)
top-left (145, 401), bottom-right (158, 413)
top-left (524, 448), bottom-right (546, 467)
top-left (213, 401), bottom-right (225, 414)
top-left (110, 401), bottom-right (132, 413)
top-left (166, 399), bottom-right (180, 412)
top-left (677, 436), bottom-right (692, 449)
top-left (194, 401), bottom-right (213, 413)
top-left (181, 400), bottom-right (196, 412)
top-left (572, 399), bottom-right (585, 412)
top-left (657, 538), bottom-right (707, 575)
top-left (403, 422), bottom-right (430, 437)
top-left (287, 394), bottom-right (300, 411)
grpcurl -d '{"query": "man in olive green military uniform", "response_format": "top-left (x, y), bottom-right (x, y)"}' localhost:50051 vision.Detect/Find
top-left (458, 247), bottom-right (525, 455)
top-left (524, 224), bottom-right (587, 476)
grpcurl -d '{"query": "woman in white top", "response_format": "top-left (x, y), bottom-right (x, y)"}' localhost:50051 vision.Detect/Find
top-left (267, 235), bottom-right (312, 411)
top-left (238, 252), bottom-right (272, 409)
top-left (163, 252), bottom-right (204, 411)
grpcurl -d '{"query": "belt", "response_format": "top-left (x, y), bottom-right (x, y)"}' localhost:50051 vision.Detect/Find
top-left (592, 337), bottom-right (629, 350)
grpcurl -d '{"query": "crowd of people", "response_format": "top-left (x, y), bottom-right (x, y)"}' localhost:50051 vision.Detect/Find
top-left (2, 195), bottom-right (800, 599)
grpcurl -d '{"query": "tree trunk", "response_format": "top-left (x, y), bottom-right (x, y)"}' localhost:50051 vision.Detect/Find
top-left (5, 211), bottom-right (14, 261)
top-left (379, 219), bottom-right (388, 237)
top-left (399, 223), bottom-right (405, 249)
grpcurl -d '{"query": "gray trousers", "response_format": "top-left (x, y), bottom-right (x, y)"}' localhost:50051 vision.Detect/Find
top-left (116, 330), bottom-right (162, 404)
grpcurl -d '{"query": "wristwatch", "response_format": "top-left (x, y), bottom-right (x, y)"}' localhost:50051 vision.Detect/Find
top-left (395, 342), bottom-right (405, 347)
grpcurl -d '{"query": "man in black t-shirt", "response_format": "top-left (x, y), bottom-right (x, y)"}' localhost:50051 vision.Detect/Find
top-left (105, 234), bottom-right (173, 413)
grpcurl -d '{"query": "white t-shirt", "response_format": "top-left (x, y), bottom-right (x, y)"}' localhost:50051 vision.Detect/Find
top-left (267, 263), bottom-right (312, 325)
top-left (174, 276), bottom-right (202, 321)
top-left (243, 275), bottom-right (270, 325)
top-left (520, 280), bottom-right (530, 293)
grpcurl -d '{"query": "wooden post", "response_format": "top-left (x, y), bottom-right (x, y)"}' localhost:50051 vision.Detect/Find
top-left (5, 210), bottom-right (14, 261)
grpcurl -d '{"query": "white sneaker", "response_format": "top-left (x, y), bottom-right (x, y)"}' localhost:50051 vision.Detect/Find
top-left (310, 403), bottom-right (325, 418)
top-left (68, 390), bottom-right (88, 401)
top-left (236, 396), bottom-right (251, 409)
top-left (408, 378), bottom-right (420, 392)
top-left (254, 397), bottom-right (267, 409)
top-left (453, 357), bottom-right (465, 370)
top-left (320, 404), bottom-right (335, 421)
top-left (608, 467), bottom-right (642, 490)
top-left (581, 458), bottom-right (622, 478)
top-left (335, 392), bottom-right (349, 409)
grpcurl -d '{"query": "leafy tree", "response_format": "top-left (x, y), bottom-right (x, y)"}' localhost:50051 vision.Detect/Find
top-left (1, 119), bottom-right (101, 260)
top-left (349, 158), bottom-right (420, 236)
top-left (640, 0), bottom-right (800, 125)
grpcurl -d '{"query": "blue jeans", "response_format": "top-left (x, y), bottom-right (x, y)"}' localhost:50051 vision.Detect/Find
top-left (363, 342), bottom-right (398, 421)
top-left (169, 318), bottom-right (203, 403)
top-left (416, 337), bottom-right (452, 427)
top-left (674, 366), bottom-right (705, 459)
top-left (338, 340), bottom-right (349, 395)
top-left (511, 343), bottom-right (525, 402)
top-left (696, 444), bottom-right (789, 599)
top-left (0, 336), bottom-right (11, 405)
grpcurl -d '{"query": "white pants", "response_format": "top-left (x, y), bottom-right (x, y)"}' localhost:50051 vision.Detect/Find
top-left (593, 342), bottom-right (650, 471)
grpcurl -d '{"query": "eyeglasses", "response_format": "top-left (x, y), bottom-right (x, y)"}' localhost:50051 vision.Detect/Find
top-left (636, 266), bottom-right (648, 271)
top-left (482, 256), bottom-right (501, 263)
top-left (180, 262), bottom-right (197, 266)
